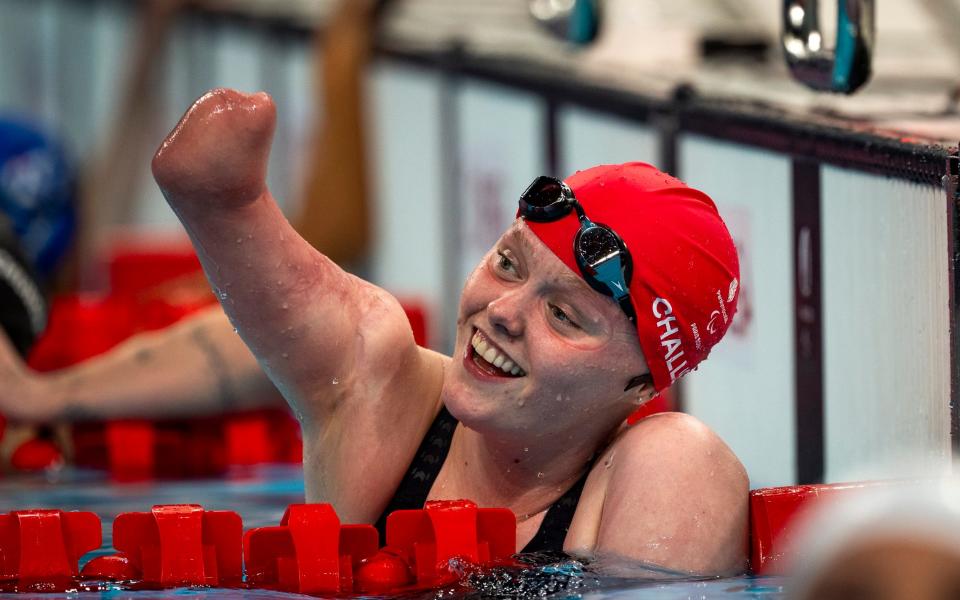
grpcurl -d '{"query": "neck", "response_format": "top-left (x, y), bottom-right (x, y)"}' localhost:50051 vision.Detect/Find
top-left (432, 421), bottom-right (603, 518)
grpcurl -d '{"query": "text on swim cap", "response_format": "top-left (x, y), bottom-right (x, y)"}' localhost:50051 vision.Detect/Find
top-left (652, 298), bottom-right (689, 382)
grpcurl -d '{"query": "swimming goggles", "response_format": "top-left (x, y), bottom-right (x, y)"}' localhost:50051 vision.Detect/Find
top-left (518, 176), bottom-right (637, 323)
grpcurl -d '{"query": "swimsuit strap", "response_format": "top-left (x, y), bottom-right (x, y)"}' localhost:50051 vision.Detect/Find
top-left (519, 467), bottom-right (589, 554)
top-left (373, 404), bottom-right (592, 553)
top-left (374, 404), bottom-right (457, 545)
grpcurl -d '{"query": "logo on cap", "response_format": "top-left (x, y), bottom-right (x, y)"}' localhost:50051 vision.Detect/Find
top-left (652, 297), bottom-right (689, 382)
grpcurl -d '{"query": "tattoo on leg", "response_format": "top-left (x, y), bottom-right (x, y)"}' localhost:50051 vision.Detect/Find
top-left (58, 375), bottom-right (93, 421)
top-left (190, 325), bottom-right (236, 411)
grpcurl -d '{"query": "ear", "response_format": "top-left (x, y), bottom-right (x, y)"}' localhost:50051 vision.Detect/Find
top-left (623, 373), bottom-right (654, 394)
top-left (633, 381), bottom-right (657, 405)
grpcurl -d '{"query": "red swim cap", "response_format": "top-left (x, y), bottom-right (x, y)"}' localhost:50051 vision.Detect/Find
top-left (525, 162), bottom-right (740, 392)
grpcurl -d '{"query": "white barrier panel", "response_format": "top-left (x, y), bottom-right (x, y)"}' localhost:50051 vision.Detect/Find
top-left (455, 79), bottom-right (546, 297)
top-left (821, 168), bottom-right (950, 481)
top-left (50, 0), bottom-right (97, 156)
top-left (678, 134), bottom-right (796, 488)
top-left (87, 0), bottom-right (132, 155)
top-left (262, 35), bottom-right (314, 218)
top-left (558, 106), bottom-right (659, 175)
top-left (367, 61), bottom-right (446, 348)
top-left (0, 0), bottom-right (59, 125)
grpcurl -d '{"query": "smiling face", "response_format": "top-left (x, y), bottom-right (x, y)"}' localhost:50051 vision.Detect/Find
top-left (441, 220), bottom-right (652, 441)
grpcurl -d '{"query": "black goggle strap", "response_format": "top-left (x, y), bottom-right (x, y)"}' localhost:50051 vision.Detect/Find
top-left (618, 296), bottom-right (637, 323)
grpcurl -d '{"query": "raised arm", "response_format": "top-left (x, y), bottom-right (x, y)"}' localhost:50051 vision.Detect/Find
top-left (0, 306), bottom-right (281, 423)
top-left (151, 89), bottom-right (423, 428)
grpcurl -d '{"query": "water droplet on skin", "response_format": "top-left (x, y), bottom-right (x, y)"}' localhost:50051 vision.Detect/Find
top-left (218, 290), bottom-right (228, 300)
top-left (537, 471), bottom-right (544, 479)
top-left (517, 399), bottom-right (525, 407)
top-left (282, 303), bottom-right (289, 310)
top-left (232, 328), bottom-right (238, 334)
top-left (247, 233), bottom-right (253, 239)
top-left (523, 447), bottom-right (529, 452)
top-left (235, 237), bottom-right (243, 244)
top-left (282, 353), bottom-right (289, 359)
top-left (332, 378), bottom-right (340, 385)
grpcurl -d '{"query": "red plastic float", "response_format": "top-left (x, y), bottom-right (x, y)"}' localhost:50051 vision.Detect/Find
top-left (9, 438), bottom-right (63, 472)
top-left (749, 481), bottom-right (894, 574)
top-left (0, 482), bottom-right (920, 592)
top-left (384, 499), bottom-right (517, 588)
top-left (95, 504), bottom-right (243, 587)
top-left (244, 503), bottom-right (379, 594)
top-left (80, 553), bottom-right (139, 581)
top-left (0, 510), bottom-right (101, 590)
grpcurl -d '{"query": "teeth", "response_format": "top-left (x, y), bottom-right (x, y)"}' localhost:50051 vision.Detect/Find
top-left (470, 330), bottom-right (525, 376)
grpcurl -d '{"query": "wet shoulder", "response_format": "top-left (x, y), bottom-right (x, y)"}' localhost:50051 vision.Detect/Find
top-left (567, 412), bottom-right (749, 573)
top-left (600, 411), bottom-right (747, 500)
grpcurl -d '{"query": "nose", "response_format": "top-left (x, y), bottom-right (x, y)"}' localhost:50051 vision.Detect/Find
top-left (486, 288), bottom-right (527, 339)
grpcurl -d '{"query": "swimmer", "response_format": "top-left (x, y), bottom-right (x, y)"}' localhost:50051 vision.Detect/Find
top-left (788, 480), bottom-right (960, 600)
top-left (148, 88), bottom-right (748, 574)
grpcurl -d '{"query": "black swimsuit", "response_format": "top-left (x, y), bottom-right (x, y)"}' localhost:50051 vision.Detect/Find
top-left (373, 405), bottom-right (589, 553)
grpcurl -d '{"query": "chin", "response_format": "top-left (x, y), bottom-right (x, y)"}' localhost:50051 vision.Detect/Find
top-left (440, 374), bottom-right (498, 434)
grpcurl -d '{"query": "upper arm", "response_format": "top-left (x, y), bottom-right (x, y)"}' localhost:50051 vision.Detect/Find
top-left (290, 273), bottom-right (426, 420)
top-left (295, 277), bottom-right (446, 516)
top-left (575, 412), bottom-right (749, 575)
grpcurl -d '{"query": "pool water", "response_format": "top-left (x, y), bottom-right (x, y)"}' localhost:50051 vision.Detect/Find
top-left (0, 466), bottom-right (788, 599)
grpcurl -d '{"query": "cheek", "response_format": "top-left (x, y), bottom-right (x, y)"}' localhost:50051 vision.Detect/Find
top-left (530, 330), bottom-right (634, 396)
top-left (458, 263), bottom-right (492, 318)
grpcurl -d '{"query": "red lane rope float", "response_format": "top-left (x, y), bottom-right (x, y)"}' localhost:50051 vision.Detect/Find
top-left (749, 481), bottom-right (897, 574)
top-left (3, 500), bottom-right (518, 594)
top-left (385, 499), bottom-right (517, 589)
top-left (244, 503), bottom-right (379, 594)
top-left (83, 504), bottom-right (242, 588)
top-left (0, 510), bottom-right (101, 592)
top-left (9, 437), bottom-right (63, 472)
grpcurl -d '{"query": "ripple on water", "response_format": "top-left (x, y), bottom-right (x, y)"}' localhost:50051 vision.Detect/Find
top-left (426, 553), bottom-right (782, 600)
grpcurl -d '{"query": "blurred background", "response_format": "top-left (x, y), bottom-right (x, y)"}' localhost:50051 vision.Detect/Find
top-left (0, 0), bottom-right (958, 491)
